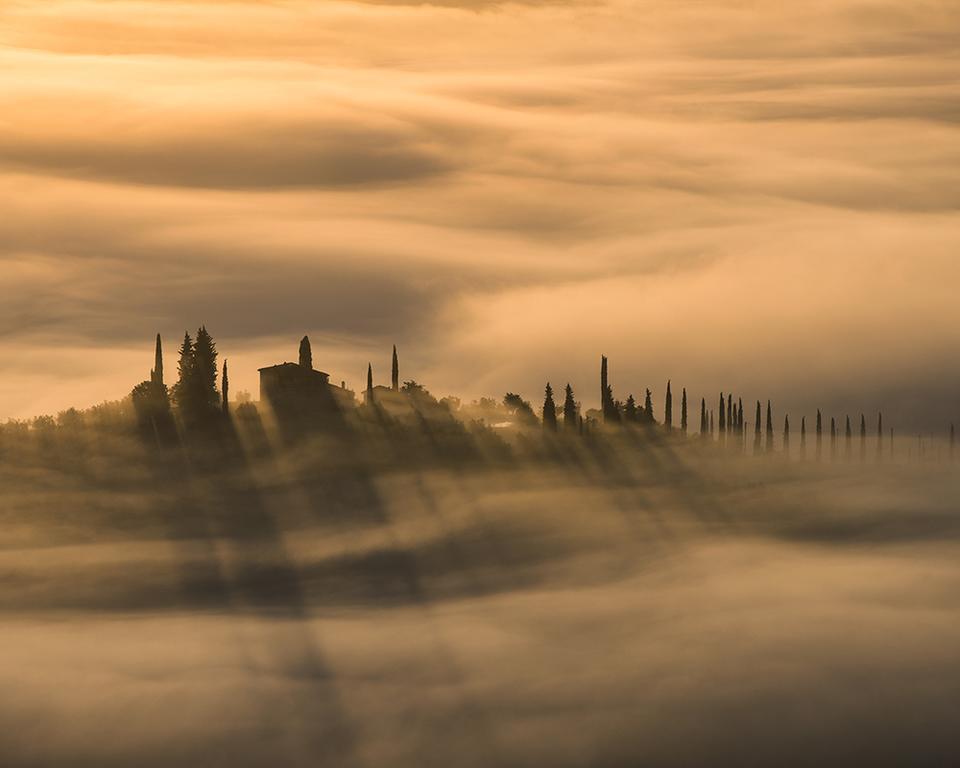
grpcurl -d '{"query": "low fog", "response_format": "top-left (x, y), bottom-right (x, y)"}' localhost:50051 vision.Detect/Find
top-left (1, 399), bottom-right (958, 767)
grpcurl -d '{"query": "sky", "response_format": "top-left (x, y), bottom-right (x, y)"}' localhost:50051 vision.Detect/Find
top-left (1, 0), bottom-right (958, 428)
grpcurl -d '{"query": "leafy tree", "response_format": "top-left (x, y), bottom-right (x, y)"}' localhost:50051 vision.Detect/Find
top-left (542, 382), bottom-right (558, 432)
top-left (563, 384), bottom-right (578, 431)
top-left (504, 392), bottom-right (537, 425)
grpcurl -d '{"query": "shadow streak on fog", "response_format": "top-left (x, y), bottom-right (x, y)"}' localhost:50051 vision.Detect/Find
top-left (0, 411), bottom-right (959, 767)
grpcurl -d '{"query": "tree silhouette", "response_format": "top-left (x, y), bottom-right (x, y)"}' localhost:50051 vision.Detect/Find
top-left (299, 335), bottom-right (312, 369)
top-left (737, 398), bottom-right (744, 434)
top-left (727, 394), bottom-right (734, 435)
top-left (860, 414), bottom-right (867, 461)
top-left (877, 413), bottom-right (883, 461)
top-left (392, 345), bottom-right (399, 391)
top-left (681, 388), bottom-right (688, 434)
top-left (643, 389), bottom-right (655, 424)
top-left (542, 382), bottom-right (558, 432)
top-left (718, 393), bottom-right (726, 436)
top-left (951, 423), bottom-right (955, 462)
top-left (193, 327), bottom-right (219, 409)
top-left (151, 333), bottom-right (163, 386)
top-left (504, 393), bottom-right (537, 425)
top-left (222, 359), bottom-right (229, 415)
top-left (700, 398), bottom-right (707, 436)
top-left (563, 384), bottom-right (578, 431)
top-left (765, 401), bottom-right (774, 453)
top-left (800, 416), bottom-right (806, 459)
top-left (366, 363), bottom-right (374, 404)
top-left (831, 417), bottom-right (837, 461)
top-left (816, 409), bottom-right (823, 461)
top-left (783, 415), bottom-right (790, 456)
top-left (754, 401), bottom-right (762, 454)
top-left (665, 381), bottom-right (673, 430)
top-left (845, 416), bottom-right (853, 459)
top-left (624, 394), bottom-right (637, 422)
top-left (600, 356), bottom-right (615, 423)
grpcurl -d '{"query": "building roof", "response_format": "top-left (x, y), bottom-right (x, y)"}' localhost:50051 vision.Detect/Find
top-left (258, 362), bottom-right (330, 376)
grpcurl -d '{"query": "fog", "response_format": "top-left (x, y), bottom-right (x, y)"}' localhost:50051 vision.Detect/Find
top-left (1, 406), bottom-right (958, 767)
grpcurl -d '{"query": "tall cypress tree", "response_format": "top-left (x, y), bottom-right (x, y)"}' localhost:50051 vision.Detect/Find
top-left (151, 333), bottom-right (164, 386)
top-left (816, 409), bottom-right (823, 461)
top-left (860, 414), bottom-right (867, 461)
top-left (718, 393), bottom-right (726, 434)
top-left (876, 413), bottom-right (883, 461)
top-left (366, 363), bottom-right (374, 404)
top-left (831, 417), bottom-right (837, 461)
top-left (754, 401), bottom-right (762, 454)
top-left (563, 384), bottom-right (578, 431)
top-left (643, 389), bottom-right (654, 424)
top-left (392, 345), bottom-right (399, 391)
top-left (624, 394), bottom-right (637, 422)
top-left (765, 401), bottom-right (774, 453)
top-left (783, 415), bottom-right (790, 456)
top-left (542, 382), bottom-right (558, 432)
top-left (800, 416), bottom-right (806, 459)
top-left (600, 355), bottom-right (610, 423)
top-left (845, 416), bottom-right (853, 459)
top-left (738, 398), bottom-right (744, 434)
top-left (665, 381), bottom-right (673, 430)
top-left (193, 326), bottom-right (219, 410)
top-left (681, 388), bottom-right (688, 434)
top-left (727, 394), bottom-right (734, 435)
top-left (299, 336), bottom-right (313, 369)
top-left (221, 359), bottom-right (229, 415)
top-left (700, 398), bottom-right (707, 436)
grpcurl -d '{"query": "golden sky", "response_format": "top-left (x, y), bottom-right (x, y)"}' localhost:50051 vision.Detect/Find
top-left (1, 0), bottom-right (958, 425)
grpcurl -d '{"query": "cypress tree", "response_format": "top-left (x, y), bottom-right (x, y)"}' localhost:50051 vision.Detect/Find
top-left (681, 388), bottom-right (688, 434)
top-left (845, 416), bottom-right (853, 459)
top-left (718, 393), bottom-right (726, 434)
top-left (860, 414), bottom-right (867, 461)
top-left (600, 355), bottom-right (610, 423)
top-left (643, 389), bottom-right (654, 424)
top-left (700, 398), bottom-right (707, 436)
top-left (831, 417), bottom-right (837, 461)
top-left (299, 336), bottom-right (313, 369)
top-left (542, 382), bottom-right (558, 432)
top-left (563, 384), bottom-right (578, 431)
top-left (710, 410), bottom-right (714, 436)
top-left (800, 416), bottom-right (806, 459)
top-left (950, 423), bottom-right (955, 462)
top-left (221, 359), bottom-right (229, 415)
top-left (151, 333), bottom-right (163, 386)
top-left (816, 409), bottom-right (823, 461)
top-left (193, 326), bottom-right (219, 411)
top-left (366, 363), bottom-right (374, 404)
top-left (783, 415), bottom-right (790, 456)
top-left (876, 413), bottom-right (883, 461)
top-left (765, 401), bottom-right (774, 453)
top-left (754, 401), bottom-right (762, 454)
top-left (727, 394), bottom-right (734, 435)
top-left (392, 345), bottom-right (399, 391)
top-left (665, 381), bottom-right (673, 430)
top-left (624, 394), bottom-right (637, 422)
top-left (738, 398), bottom-right (744, 434)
